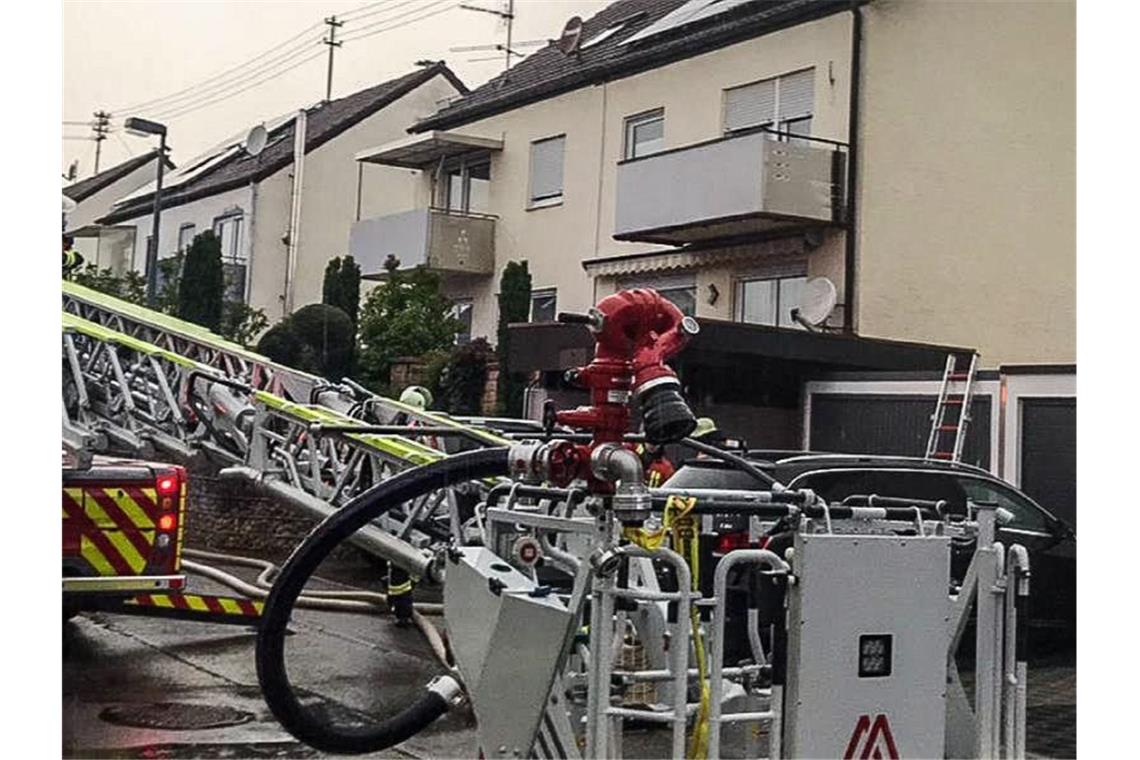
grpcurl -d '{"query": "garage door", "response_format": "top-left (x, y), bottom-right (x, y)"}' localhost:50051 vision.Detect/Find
top-left (1020, 398), bottom-right (1076, 529)
top-left (809, 394), bottom-right (992, 471)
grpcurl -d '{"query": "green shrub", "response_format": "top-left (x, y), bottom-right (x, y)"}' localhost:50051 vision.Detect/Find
top-left (178, 231), bottom-right (224, 331)
top-left (496, 261), bottom-right (532, 417)
top-left (439, 338), bottom-right (494, 415)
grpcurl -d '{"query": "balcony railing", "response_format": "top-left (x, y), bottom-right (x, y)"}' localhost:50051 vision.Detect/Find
top-left (614, 128), bottom-right (847, 245)
top-left (349, 207), bottom-right (496, 277)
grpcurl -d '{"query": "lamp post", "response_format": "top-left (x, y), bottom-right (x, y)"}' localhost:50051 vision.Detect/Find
top-left (125, 117), bottom-right (168, 307)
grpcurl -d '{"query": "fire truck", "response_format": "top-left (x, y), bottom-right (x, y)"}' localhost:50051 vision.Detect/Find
top-left (63, 454), bottom-right (261, 625)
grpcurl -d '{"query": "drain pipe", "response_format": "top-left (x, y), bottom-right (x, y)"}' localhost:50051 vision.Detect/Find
top-left (283, 108), bottom-right (307, 317)
top-left (843, 1), bottom-right (864, 333)
top-left (218, 465), bottom-right (436, 581)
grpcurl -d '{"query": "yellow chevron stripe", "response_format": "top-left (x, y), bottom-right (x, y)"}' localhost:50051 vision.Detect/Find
top-left (80, 537), bottom-right (115, 576)
top-left (106, 487), bottom-right (154, 530)
top-left (84, 496), bottom-right (148, 573)
top-left (185, 595), bottom-right (209, 612)
top-left (219, 598), bottom-right (242, 614)
top-left (151, 595), bottom-right (175, 608)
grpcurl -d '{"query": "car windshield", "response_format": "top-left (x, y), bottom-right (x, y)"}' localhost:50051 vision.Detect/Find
top-left (957, 477), bottom-right (1052, 533)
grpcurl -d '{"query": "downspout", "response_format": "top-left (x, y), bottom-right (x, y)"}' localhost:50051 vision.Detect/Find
top-left (843, 1), bottom-right (863, 334)
top-left (284, 109), bottom-right (308, 317)
top-left (248, 178), bottom-right (259, 305)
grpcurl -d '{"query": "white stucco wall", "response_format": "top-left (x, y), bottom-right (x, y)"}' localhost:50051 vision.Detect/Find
top-left (363, 14), bottom-right (854, 342)
top-left (67, 156), bottom-right (164, 269)
top-left (856, 0), bottom-right (1076, 365)
top-left (116, 185), bottom-right (254, 276)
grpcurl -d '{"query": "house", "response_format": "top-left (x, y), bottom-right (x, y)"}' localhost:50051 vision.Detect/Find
top-left (350, 0), bottom-right (1075, 521)
top-left (97, 62), bottom-right (467, 318)
top-left (63, 149), bottom-right (173, 273)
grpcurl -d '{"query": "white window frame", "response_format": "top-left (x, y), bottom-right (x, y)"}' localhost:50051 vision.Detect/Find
top-left (623, 108), bottom-right (665, 160)
top-left (527, 135), bottom-right (566, 209)
top-left (722, 67), bottom-right (815, 138)
top-left (530, 288), bottom-right (558, 322)
top-left (734, 273), bottom-right (809, 329)
top-left (177, 223), bottom-right (196, 254)
top-left (451, 298), bottom-right (474, 344)
top-left (212, 212), bottom-right (248, 304)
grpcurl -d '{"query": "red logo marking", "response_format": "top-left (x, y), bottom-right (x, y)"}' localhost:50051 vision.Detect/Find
top-left (843, 713), bottom-right (899, 760)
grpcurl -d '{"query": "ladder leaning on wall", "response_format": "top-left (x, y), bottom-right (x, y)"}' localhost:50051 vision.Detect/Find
top-left (925, 352), bottom-right (979, 463)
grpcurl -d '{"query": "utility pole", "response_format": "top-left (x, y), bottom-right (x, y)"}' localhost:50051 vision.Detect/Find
top-left (323, 15), bottom-right (343, 103)
top-left (92, 110), bottom-right (111, 173)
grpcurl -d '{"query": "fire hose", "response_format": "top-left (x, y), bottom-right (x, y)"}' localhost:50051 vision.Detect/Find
top-left (256, 290), bottom-right (698, 754)
top-left (178, 549), bottom-right (450, 670)
top-left (256, 447), bottom-right (511, 755)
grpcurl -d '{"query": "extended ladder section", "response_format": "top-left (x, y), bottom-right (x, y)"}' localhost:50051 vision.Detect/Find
top-left (61, 280), bottom-right (509, 450)
top-left (62, 311), bottom-right (482, 552)
top-left (925, 351), bottom-right (979, 462)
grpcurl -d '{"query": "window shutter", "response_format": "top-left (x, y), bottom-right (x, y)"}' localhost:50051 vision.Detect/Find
top-left (778, 68), bottom-right (814, 120)
top-left (530, 136), bottom-right (565, 201)
top-left (724, 79), bottom-right (776, 132)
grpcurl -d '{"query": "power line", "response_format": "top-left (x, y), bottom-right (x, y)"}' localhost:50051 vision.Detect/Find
top-left (109, 19), bottom-right (326, 115)
top-left (148, 49), bottom-right (328, 122)
top-left (340, 0), bottom-right (458, 44)
top-left (117, 34), bottom-right (324, 118)
top-left (123, 1), bottom-right (460, 125)
top-left (143, 42), bottom-right (324, 120)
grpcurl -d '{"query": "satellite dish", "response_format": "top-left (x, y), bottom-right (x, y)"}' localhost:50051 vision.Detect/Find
top-left (244, 124), bottom-right (268, 157)
top-left (796, 276), bottom-right (838, 326)
top-left (558, 16), bottom-right (584, 55)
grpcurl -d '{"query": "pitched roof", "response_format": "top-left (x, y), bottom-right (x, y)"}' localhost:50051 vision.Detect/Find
top-left (62, 149), bottom-right (174, 203)
top-left (412, 0), bottom-right (851, 133)
top-left (100, 63), bottom-right (466, 224)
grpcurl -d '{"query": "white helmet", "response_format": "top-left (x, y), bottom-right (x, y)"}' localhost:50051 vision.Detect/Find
top-left (399, 385), bottom-right (433, 410)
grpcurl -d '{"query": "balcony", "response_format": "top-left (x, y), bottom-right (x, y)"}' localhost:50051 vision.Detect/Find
top-left (613, 129), bottom-right (847, 246)
top-left (349, 207), bottom-right (495, 277)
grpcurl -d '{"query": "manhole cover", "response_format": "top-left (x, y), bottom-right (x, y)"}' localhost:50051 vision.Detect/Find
top-left (99, 702), bottom-right (255, 731)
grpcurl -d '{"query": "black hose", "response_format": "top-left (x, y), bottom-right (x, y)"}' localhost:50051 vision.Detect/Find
top-left (256, 447), bottom-right (511, 754)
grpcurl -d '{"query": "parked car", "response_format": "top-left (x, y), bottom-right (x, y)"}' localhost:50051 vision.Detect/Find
top-left (663, 453), bottom-right (1075, 659)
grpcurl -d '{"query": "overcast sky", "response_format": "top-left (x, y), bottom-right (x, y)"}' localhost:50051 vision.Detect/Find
top-left (62, 0), bottom-right (610, 179)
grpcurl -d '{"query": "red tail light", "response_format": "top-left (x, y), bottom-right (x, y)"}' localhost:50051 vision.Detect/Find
top-left (716, 531), bottom-right (751, 555)
top-left (158, 514), bottom-right (177, 532)
top-left (156, 469), bottom-right (182, 497)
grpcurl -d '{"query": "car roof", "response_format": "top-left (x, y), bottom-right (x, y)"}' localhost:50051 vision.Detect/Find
top-left (763, 453), bottom-right (994, 478)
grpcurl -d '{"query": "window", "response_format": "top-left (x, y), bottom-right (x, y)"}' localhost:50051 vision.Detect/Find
top-left (959, 478), bottom-right (1051, 534)
top-left (213, 213), bottom-right (246, 303)
top-left (452, 298), bottom-right (474, 344)
top-left (528, 135), bottom-right (565, 208)
top-left (618, 273), bottom-right (696, 316)
top-left (441, 158), bottom-right (491, 214)
top-left (177, 223), bottom-right (196, 253)
top-left (530, 288), bottom-right (557, 322)
top-left (724, 68), bottom-right (814, 139)
top-left (624, 109), bottom-right (665, 159)
top-left (735, 275), bottom-right (807, 328)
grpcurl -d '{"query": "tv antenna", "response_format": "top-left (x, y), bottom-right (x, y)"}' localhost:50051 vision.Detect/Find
top-left (790, 276), bottom-right (838, 331)
top-left (459, 0), bottom-right (522, 73)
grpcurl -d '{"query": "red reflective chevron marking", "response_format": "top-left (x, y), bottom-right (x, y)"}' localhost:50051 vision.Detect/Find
top-left (844, 713), bottom-right (899, 760)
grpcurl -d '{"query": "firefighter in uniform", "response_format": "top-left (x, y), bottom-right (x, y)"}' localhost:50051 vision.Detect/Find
top-left (388, 385), bottom-right (435, 626)
top-left (62, 235), bottom-right (84, 278)
top-left (637, 442), bottom-right (676, 487)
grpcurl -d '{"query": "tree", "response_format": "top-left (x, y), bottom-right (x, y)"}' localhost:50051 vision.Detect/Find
top-left (322, 256), bottom-right (362, 326)
top-left (496, 260), bottom-right (532, 417)
top-left (357, 260), bottom-right (460, 393)
top-left (255, 304), bottom-right (355, 380)
top-left (178, 231), bottom-right (224, 332)
top-left (72, 265), bottom-right (147, 305)
top-left (438, 338), bottom-right (494, 415)
top-left (221, 301), bottom-right (269, 348)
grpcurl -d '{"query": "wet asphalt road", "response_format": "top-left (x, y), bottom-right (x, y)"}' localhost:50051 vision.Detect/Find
top-left (62, 566), bottom-right (479, 759)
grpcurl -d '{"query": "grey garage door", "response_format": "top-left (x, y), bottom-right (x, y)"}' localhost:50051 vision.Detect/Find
top-left (809, 394), bottom-right (992, 471)
top-left (1020, 398), bottom-right (1076, 529)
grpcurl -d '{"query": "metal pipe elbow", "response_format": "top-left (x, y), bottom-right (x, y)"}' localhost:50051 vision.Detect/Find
top-left (591, 443), bottom-right (652, 525)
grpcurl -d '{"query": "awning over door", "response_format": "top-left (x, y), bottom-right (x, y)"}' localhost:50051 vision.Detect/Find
top-left (508, 319), bottom-right (969, 374)
top-left (355, 130), bottom-right (503, 169)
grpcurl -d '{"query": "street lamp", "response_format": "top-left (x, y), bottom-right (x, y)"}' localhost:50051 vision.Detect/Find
top-left (125, 116), bottom-right (168, 307)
